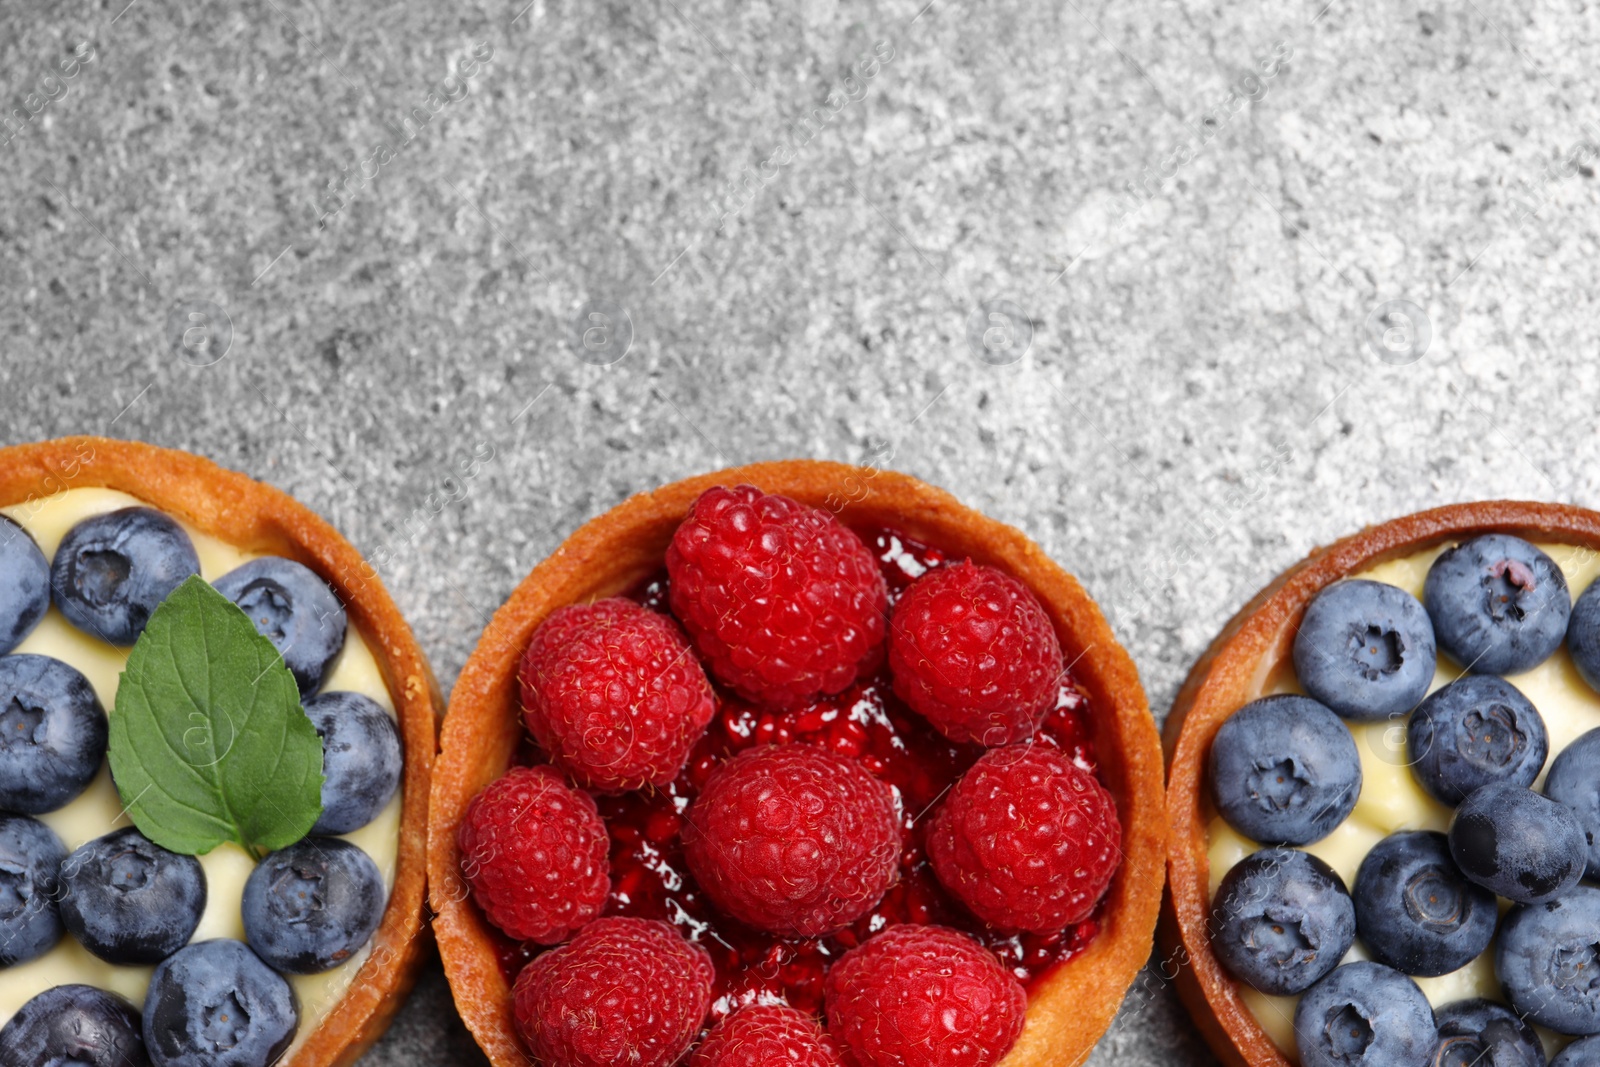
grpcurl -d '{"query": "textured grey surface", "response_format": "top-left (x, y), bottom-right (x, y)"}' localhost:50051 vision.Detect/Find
top-left (3, 0), bottom-right (1599, 1061)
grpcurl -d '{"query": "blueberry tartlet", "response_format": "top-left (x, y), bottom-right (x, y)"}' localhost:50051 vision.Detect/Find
top-left (0, 438), bottom-right (435, 1067)
top-left (1167, 501), bottom-right (1600, 1067)
top-left (428, 461), bottom-right (1168, 1067)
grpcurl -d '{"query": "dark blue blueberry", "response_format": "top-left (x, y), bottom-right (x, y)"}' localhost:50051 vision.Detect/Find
top-left (0, 653), bottom-right (108, 814)
top-left (1546, 727), bottom-right (1600, 880)
top-left (50, 508), bottom-right (200, 645)
top-left (213, 557), bottom-right (346, 695)
top-left (1553, 1035), bottom-right (1600, 1067)
top-left (0, 984), bottom-right (149, 1067)
top-left (1406, 676), bottom-right (1548, 805)
top-left (1294, 961), bottom-right (1438, 1067)
top-left (1292, 580), bottom-right (1437, 721)
top-left (1352, 831), bottom-right (1496, 978)
top-left (60, 827), bottom-right (207, 965)
top-left (241, 837), bottom-right (384, 974)
top-left (1209, 847), bottom-right (1356, 996)
top-left (0, 813), bottom-right (67, 966)
top-left (0, 516), bottom-right (49, 655)
top-left (1498, 885), bottom-right (1600, 1035)
top-left (1425, 534), bottom-right (1569, 675)
top-left (306, 692), bottom-right (402, 835)
top-left (143, 940), bottom-right (297, 1067)
top-left (1430, 999), bottom-right (1544, 1067)
top-left (1209, 695), bottom-right (1362, 846)
top-left (1568, 579), bottom-right (1600, 694)
top-left (1449, 782), bottom-right (1585, 903)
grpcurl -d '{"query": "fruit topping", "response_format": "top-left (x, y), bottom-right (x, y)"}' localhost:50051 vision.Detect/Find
top-left (1448, 781), bottom-right (1585, 903)
top-left (888, 561), bottom-right (1064, 745)
top-left (824, 923), bottom-right (1026, 1067)
top-left (1208, 694), bottom-right (1362, 846)
top-left (241, 837), bottom-right (384, 974)
top-left (59, 827), bottom-right (207, 965)
top-left (519, 598), bottom-right (715, 793)
top-left (305, 691), bottom-right (403, 835)
top-left (1567, 578), bottom-right (1600, 693)
top-left (928, 743), bottom-right (1120, 933)
top-left (691, 1004), bottom-right (844, 1067)
top-left (1430, 998), bottom-right (1544, 1067)
top-left (1350, 831), bottom-right (1495, 978)
top-left (0, 653), bottom-right (107, 814)
top-left (1291, 579), bottom-right (1436, 721)
top-left (50, 507), bottom-right (201, 645)
top-left (667, 486), bottom-right (888, 708)
top-left (1497, 884), bottom-right (1600, 1035)
top-left (0, 516), bottom-right (49, 655)
top-left (1405, 675), bottom-right (1548, 805)
top-left (1544, 726), bottom-right (1600, 880)
top-left (458, 765), bottom-right (610, 945)
top-left (142, 939), bottom-right (297, 1067)
top-left (682, 743), bottom-right (900, 938)
top-left (0, 984), bottom-right (148, 1067)
top-left (1554, 1034), bottom-right (1600, 1067)
top-left (1292, 961), bottom-right (1437, 1067)
top-left (0, 812), bottom-right (67, 966)
top-left (512, 916), bottom-right (713, 1067)
top-left (213, 557), bottom-right (347, 695)
top-left (1209, 847), bottom-right (1355, 996)
top-left (1425, 534), bottom-right (1569, 675)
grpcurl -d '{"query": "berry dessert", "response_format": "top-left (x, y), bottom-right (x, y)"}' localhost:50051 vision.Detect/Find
top-left (429, 461), bottom-right (1167, 1067)
top-left (0, 438), bottom-right (435, 1067)
top-left (1167, 502), bottom-right (1600, 1067)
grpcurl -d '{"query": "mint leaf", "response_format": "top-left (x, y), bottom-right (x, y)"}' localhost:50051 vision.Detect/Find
top-left (109, 575), bottom-right (324, 858)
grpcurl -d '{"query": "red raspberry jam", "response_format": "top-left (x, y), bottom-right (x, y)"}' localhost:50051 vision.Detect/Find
top-left (489, 527), bottom-right (1109, 1015)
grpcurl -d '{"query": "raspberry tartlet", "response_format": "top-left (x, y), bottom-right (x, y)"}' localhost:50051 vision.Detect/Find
top-left (429, 461), bottom-right (1166, 1067)
top-left (0, 437), bottom-right (435, 1067)
top-left (1166, 501), bottom-right (1600, 1067)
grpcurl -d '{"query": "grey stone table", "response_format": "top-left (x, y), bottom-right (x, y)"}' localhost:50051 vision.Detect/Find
top-left (3, 0), bottom-right (1598, 1061)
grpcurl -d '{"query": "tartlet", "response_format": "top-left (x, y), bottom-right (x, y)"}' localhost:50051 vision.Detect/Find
top-left (0, 436), bottom-right (438, 1067)
top-left (1163, 500), bottom-right (1600, 1067)
top-left (428, 460), bottom-right (1168, 1067)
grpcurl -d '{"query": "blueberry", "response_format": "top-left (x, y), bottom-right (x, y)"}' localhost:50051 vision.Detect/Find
top-left (143, 939), bottom-right (297, 1067)
top-left (306, 691), bottom-right (403, 835)
top-left (1406, 676), bottom-right (1548, 805)
top-left (1431, 999), bottom-right (1544, 1067)
top-left (1554, 1035), bottom-right (1600, 1067)
top-left (1450, 782), bottom-right (1586, 902)
top-left (1294, 961), bottom-right (1437, 1067)
top-left (0, 516), bottom-right (49, 655)
top-left (1352, 831), bottom-right (1496, 978)
top-left (51, 508), bottom-right (200, 645)
top-left (1568, 580), bottom-right (1600, 694)
top-left (213, 557), bottom-right (346, 695)
top-left (59, 827), bottom-right (207, 965)
top-left (1498, 885), bottom-right (1600, 1035)
top-left (1292, 580), bottom-right (1437, 721)
top-left (241, 837), bottom-right (385, 974)
top-left (0, 984), bottom-right (149, 1067)
top-left (1210, 847), bottom-right (1356, 996)
top-left (1425, 534), bottom-right (1569, 675)
top-left (0, 812), bottom-right (66, 966)
top-left (1546, 727), bottom-right (1600, 880)
top-left (1209, 695), bottom-right (1362, 846)
top-left (0, 653), bottom-right (108, 814)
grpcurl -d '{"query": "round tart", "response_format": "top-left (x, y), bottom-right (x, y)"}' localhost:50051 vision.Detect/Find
top-left (0, 437), bottom-right (436, 1067)
top-left (428, 460), bottom-right (1167, 1067)
top-left (1165, 501), bottom-right (1600, 1067)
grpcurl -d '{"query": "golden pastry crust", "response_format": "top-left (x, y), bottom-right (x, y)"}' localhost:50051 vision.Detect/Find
top-left (1163, 500), bottom-right (1600, 1067)
top-left (427, 459), bottom-right (1168, 1067)
top-left (0, 436), bottom-right (438, 1067)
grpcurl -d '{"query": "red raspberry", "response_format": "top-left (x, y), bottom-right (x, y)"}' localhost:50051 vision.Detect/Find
top-left (682, 744), bottom-right (900, 937)
top-left (513, 917), bottom-right (714, 1067)
top-left (520, 597), bottom-right (716, 794)
top-left (667, 485), bottom-right (888, 709)
top-left (888, 561), bottom-right (1063, 746)
top-left (928, 744), bottom-right (1121, 933)
top-left (691, 1004), bottom-right (845, 1067)
top-left (824, 924), bottom-right (1026, 1067)
top-left (457, 766), bottom-right (609, 945)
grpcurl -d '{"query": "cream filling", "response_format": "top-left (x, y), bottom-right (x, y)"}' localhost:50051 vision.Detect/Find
top-left (1206, 541), bottom-right (1600, 1062)
top-left (0, 488), bottom-right (402, 1059)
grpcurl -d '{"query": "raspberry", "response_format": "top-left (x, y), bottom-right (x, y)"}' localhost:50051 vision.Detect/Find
top-left (888, 561), bottom-right (1064, 745)
top-left (513, 917), bottom-right (714, 1067)
top-left (682, 744), bottom-right (900, 937)
top-left (667, 486), bottom-right (888, 709)
top-left (691, 1004), bottom-right (845, 1067)
top-left (520, 598), bottom-right (716, 794)
top-left (928, 745), bottom-right (1121, 933)
top-left (824, 924), bottom-right (1026, 1067)
top-left (457, 766), bottom-right (609, 945)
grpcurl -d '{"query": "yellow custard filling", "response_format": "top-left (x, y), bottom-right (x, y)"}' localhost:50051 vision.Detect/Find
top-left (0, 488), bottom-right (402, 1059)
top-left (1206, 541), bottom-right (1600, 1061)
